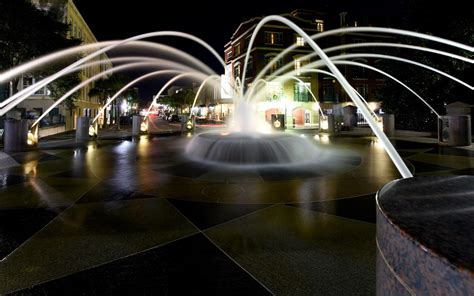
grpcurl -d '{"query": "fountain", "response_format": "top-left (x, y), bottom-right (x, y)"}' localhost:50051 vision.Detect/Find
top-left (1, 14), bottom-right (473, 295)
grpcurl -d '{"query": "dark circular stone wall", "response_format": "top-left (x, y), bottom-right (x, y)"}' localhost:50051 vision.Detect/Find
top-left (376, 176), bottom-right (474, 295)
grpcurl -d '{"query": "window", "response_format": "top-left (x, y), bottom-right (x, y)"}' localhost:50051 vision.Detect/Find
top-left (296, 36), bottom-right (305, 46)
top-left (233, 62), bottom-right (241, 80)
top-left (246, 56), bottom-right (254, 76)
top-left (265, 54), bottom-right (283, 74)
top-left (234, 43), bottom-right (241, 56)
top-left (294, 82), bottom-right (311, 102)
top-left (34, 86), bottom-right (46, 96)
top-left (355, 84), bottom-right (368, 99)
top-left (264, 32), bottom-right (283, 45)
top-left (294, 59), bottom-right (302, 75)
top-left (316, 19), bottom-right (324, 32)
top-left (226, 51), bottom-right (233, 61)
top-left (323, 86), bottom-right (335, 102)
top-left (266, 82), bottom-right (283, 101)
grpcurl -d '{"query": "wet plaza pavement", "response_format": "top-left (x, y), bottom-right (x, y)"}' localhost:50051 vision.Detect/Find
top-left (0, 130), bottom-right (473, 295)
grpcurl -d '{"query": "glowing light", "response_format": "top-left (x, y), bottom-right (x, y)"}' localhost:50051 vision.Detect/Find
top-left (121, 99), bottom-right (129, 113)
top-left (320, 118), bottom-right (329, 130)
top-left (88, 126), bottom-right (96, 137)
top-left (140, 122), bottom-right (148, 132)
top-left (368, 102), bottom-right (379, 112)
top-left (185, 120), bottom-right (194, 130)
top-left (27, 130), bottom-right (36, 146)
top-left (256, 121), bottom-right (273, 134)
top-left (377, 118), bottom-right (384, 131)
top-left (312, 102), bottom-right (320, 111)
top-left (320, 134), bottom-right (330, 144)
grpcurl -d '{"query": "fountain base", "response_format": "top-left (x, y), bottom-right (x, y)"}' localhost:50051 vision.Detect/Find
top-left (185, 131), bottom-right (319, 167)
top-left (376, 176), bottom-right (474, 295)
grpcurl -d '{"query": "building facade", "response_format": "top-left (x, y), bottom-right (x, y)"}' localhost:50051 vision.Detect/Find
top-left (15, 0), bottom-right (112, 131)
top-left (224, 9), bottom-right (326, 128)
top-left (223, 9), bottom-right (391, 128)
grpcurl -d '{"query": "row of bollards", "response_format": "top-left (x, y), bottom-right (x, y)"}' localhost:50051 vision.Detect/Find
top-left (2, 114), bottom-right (470, 152)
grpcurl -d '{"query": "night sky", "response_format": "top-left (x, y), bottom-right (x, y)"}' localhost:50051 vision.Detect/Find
top-left (71, 0), bottom-right (467, 100)
top-left (73, 0), bottom-right (408, 66)
top-left (74, 0), bottom-right (409, 52)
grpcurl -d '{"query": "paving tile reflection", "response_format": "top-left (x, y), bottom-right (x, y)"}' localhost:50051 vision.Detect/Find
top-left (205, 205), bottom-right (376, 295)
top-left (408, 159), bottom-right (454, 174)
top-left (287, 193), bottom-right (377, 223)
top-left (77, 181), bottom-right (157, 204)
top-left (167, 198), bottom-right (272, 230)
top-left (0, 198), bottom-right (197, 294)
top-left (13, 234), bottom-right (271, 295)
top-left (0, 207), bottom-right (63, 259)
top-left (0, 174), bottom-right (27, 188)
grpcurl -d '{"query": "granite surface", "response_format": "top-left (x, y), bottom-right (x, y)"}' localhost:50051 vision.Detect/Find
top-left (377, 176), bottom-right (474, 294)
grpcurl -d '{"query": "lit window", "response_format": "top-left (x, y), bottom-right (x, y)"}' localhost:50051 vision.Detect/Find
top-left (294, 59), bottom-right (302, 75)
top-left (234, 43), bottom-right (241, 56)
top-left (234, 63), bottom-right (241, 80)
top-left (264, 32), bottom-right (283, 45)
top-left (316, 19), bottom-right (324, 32)
top-left (294, 82), bottom-right (311, 102)
top-left (296, 36), bottom-right (305, 46)
top-left (355, 84), bottom-right (368, 98)
top-left (265, 55), bottom-right (283, 74)
top-left (226, 51), bottom-right (233, 61)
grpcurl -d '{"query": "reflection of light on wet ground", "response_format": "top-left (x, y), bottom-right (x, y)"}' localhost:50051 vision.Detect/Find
top-left (113, 141), bottom-right (134, 154)
top-left (137, 136), bottom-right (150, 158)
top-left (24, 161), bottom-right (38, 176)
top-left (314, 134), bottom-right (330, 145)
top-left (371, 138), bottom-right (386, 151)
top-left (86, 144), bottom-right (99, 165)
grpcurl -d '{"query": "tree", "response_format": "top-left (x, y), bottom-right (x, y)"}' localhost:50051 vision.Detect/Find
top-left (159, 88), bottom-right (196, 114)
top-left (0, 0), bottom-right (81, 107)
top-left (88, 74), bottom-right (138, 104)
top-left (88, 74), bottom-right (139, 126)
top-left (376, 0), bottom-right (473, 131)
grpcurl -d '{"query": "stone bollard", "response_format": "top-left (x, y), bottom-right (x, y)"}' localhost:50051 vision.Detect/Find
top-left (439, 115), bottom-right (471, 146)
top-left (382, 114), bottom-right (395, 137)
top-left (343, 105), bottom-right (358, 129)
top-left (4, 119), bottom-right (29, 152)
top-left (132, 115), bottom-right (141, 136)
top-left (76, 116), bottom-right (90, 142)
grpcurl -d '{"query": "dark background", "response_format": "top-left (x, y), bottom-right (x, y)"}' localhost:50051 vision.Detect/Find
top-left (72, 0), bottom-right (472, 100)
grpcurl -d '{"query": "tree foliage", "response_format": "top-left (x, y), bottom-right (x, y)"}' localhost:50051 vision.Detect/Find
top-left (377, 0), bottom-right (473, 117)
top-left (89, 74), bottom-right (139, 105)
top-left (0, 0), bottom-right (81, 107)
top-left (159, 88), bottom-right (196, 113)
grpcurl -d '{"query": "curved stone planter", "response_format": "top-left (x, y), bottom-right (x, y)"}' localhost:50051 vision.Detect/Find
top-left (376, 176), bottom-right (474, 295)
